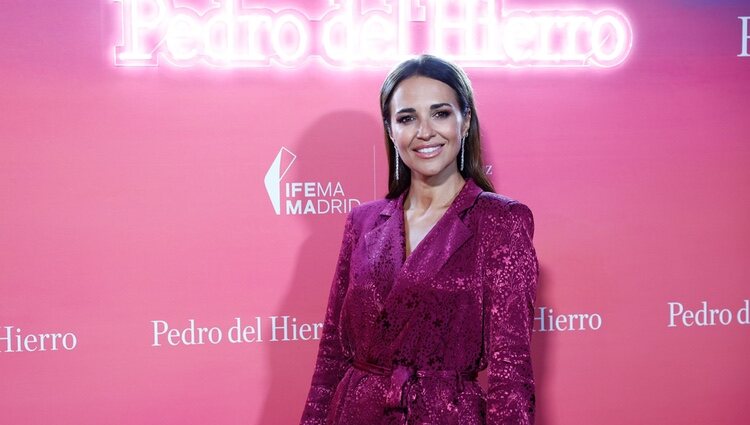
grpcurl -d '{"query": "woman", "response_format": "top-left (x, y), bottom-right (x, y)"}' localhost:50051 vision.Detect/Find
top-left (300, 55), bottom-right (538, 425)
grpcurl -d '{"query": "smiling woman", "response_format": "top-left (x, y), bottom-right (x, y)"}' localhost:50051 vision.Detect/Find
top-left (388, 76), bottom-right (467, 186)
top-left (379, 55), bottom-right (495, 200)
top-left (300, 54), bottom-right (539, 425)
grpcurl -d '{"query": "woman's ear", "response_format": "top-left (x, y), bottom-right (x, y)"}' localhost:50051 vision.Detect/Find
top-left (462, 109), bottom-right (472, 137)
top-left (385, 121), bottom-right (394, 141)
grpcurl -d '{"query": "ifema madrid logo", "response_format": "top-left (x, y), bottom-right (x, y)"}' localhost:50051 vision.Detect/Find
top-left (264, 147), bottom-right (361, 215)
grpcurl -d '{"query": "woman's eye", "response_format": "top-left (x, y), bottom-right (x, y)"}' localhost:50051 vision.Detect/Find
top-left (396, 116), bottom-right (414, 124)
top-left (434, 110), bottom-right (451, 119)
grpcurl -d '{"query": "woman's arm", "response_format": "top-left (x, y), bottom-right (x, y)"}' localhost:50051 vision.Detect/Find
top-left (300, 211), bottom-right (356, 425)
top-left (483, 201), bottom-right (539, 425)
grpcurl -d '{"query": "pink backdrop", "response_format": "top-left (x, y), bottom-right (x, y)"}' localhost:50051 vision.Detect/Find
top-left (1, 1), bottom-right (749, 424)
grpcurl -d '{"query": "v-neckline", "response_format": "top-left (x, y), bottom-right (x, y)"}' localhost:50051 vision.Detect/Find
top-left (400, 180), bottom-right (467, 264)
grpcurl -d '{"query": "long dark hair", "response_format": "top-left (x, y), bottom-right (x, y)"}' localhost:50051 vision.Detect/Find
top-left (380, 54), bottom-right (495, 198)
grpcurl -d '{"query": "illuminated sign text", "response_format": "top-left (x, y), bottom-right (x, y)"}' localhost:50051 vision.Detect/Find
top-left (114, 0), bottom-right (633, 68)
top-left (740, 16), bottom-right (750, 57)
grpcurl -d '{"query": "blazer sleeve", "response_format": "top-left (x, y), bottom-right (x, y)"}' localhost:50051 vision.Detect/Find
top-left (482, 201), bottom-right (539, 425)
top-left (300, 211), bottom-right (356, 425)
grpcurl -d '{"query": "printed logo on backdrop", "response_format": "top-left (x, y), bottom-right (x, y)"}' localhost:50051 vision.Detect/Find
top-left (1, 326), bottom-right (78, 353)
top-left (112, 0), bottom-right (633, 69)
top-left (668, 300), bottom-right (749, 328)
top-left (264, 147), bottom-right (361, 215)
top-left (151, 316), bottom-right (322, 347)
top-left (534, 306), bottom-right (602, 332)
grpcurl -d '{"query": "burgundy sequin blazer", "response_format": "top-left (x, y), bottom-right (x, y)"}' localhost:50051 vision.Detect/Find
top-left (300, 178), bottom-right (538, 425)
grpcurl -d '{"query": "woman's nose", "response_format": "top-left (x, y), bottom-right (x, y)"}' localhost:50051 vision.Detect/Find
top-left (416, 119), bottom-right (435, 140)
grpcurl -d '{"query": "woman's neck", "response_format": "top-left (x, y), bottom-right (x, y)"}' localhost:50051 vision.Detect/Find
top-left (405, 172), bottom-right (466, 212)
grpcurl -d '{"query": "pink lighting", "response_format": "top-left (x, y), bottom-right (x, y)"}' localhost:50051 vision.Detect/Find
top-left (3, 0), bottom-right (749, 423)
top-left (113, 0), bottom-right (633, 68)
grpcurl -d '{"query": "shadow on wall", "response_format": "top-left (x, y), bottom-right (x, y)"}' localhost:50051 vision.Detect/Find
top-left (533, 263), bottom-right (554, 425)
top-left (257, 110), bottom-right (383, 424)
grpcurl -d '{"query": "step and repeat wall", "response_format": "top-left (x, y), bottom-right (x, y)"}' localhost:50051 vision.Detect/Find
top-left (1, 0), bottom-right (748, 424)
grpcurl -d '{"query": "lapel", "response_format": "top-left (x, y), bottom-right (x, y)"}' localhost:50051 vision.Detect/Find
top-left (363, 178), bottom-right (484, 302)
top-left (362, 191), bottom-right (404, 307)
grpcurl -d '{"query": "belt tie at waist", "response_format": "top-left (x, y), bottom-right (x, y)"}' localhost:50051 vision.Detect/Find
top-left (352, 358), bottom-right (478, 411)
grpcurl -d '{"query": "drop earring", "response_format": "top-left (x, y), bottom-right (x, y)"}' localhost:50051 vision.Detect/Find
top-left (460, 135), bottom-right (466, 171)
top-left (394, 144), bottom-right (400, 181)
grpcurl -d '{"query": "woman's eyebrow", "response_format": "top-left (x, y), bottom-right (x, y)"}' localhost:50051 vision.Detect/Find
top-left (430, 103), bottom-right (451, 109)
top-left (396, 103), bottom-right (452, 114)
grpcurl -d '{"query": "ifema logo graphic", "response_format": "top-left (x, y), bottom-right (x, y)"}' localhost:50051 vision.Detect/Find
top-left (264, 147), bottom-right (296, 215)
top-left (264, 147), bottom-right (361, 215)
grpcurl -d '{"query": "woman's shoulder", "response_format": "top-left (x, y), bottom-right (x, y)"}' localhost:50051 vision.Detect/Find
top-left (474, 192), bottom-right (535, 235)
top-left (349, 197), bottom-right (391, 219)
top-left (476, 191), bottom-right (532, 214)
top-left (342, 198), bottom-right (393, 232)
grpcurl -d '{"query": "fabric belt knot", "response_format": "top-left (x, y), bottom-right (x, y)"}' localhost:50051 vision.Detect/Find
top-left (352, 358), bottom-right (479, 412)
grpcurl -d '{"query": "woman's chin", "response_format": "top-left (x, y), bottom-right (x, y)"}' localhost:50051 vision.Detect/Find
top-left (408, 165), bottom-right (461, 182)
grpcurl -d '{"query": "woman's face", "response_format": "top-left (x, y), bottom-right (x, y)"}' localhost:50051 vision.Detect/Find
top-left (388, 76), bottom-right (470, 183)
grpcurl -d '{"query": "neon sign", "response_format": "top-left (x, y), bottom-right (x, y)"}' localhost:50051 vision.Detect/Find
top-left (113, 0), bottom-right (633, 68)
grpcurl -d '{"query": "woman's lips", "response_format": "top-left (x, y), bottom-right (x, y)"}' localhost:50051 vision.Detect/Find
top-left (413, 144), bottom-right (444, 159)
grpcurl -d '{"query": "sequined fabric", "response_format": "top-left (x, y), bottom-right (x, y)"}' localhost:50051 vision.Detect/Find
top-left (300, 178), bottom-right (538, 425)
